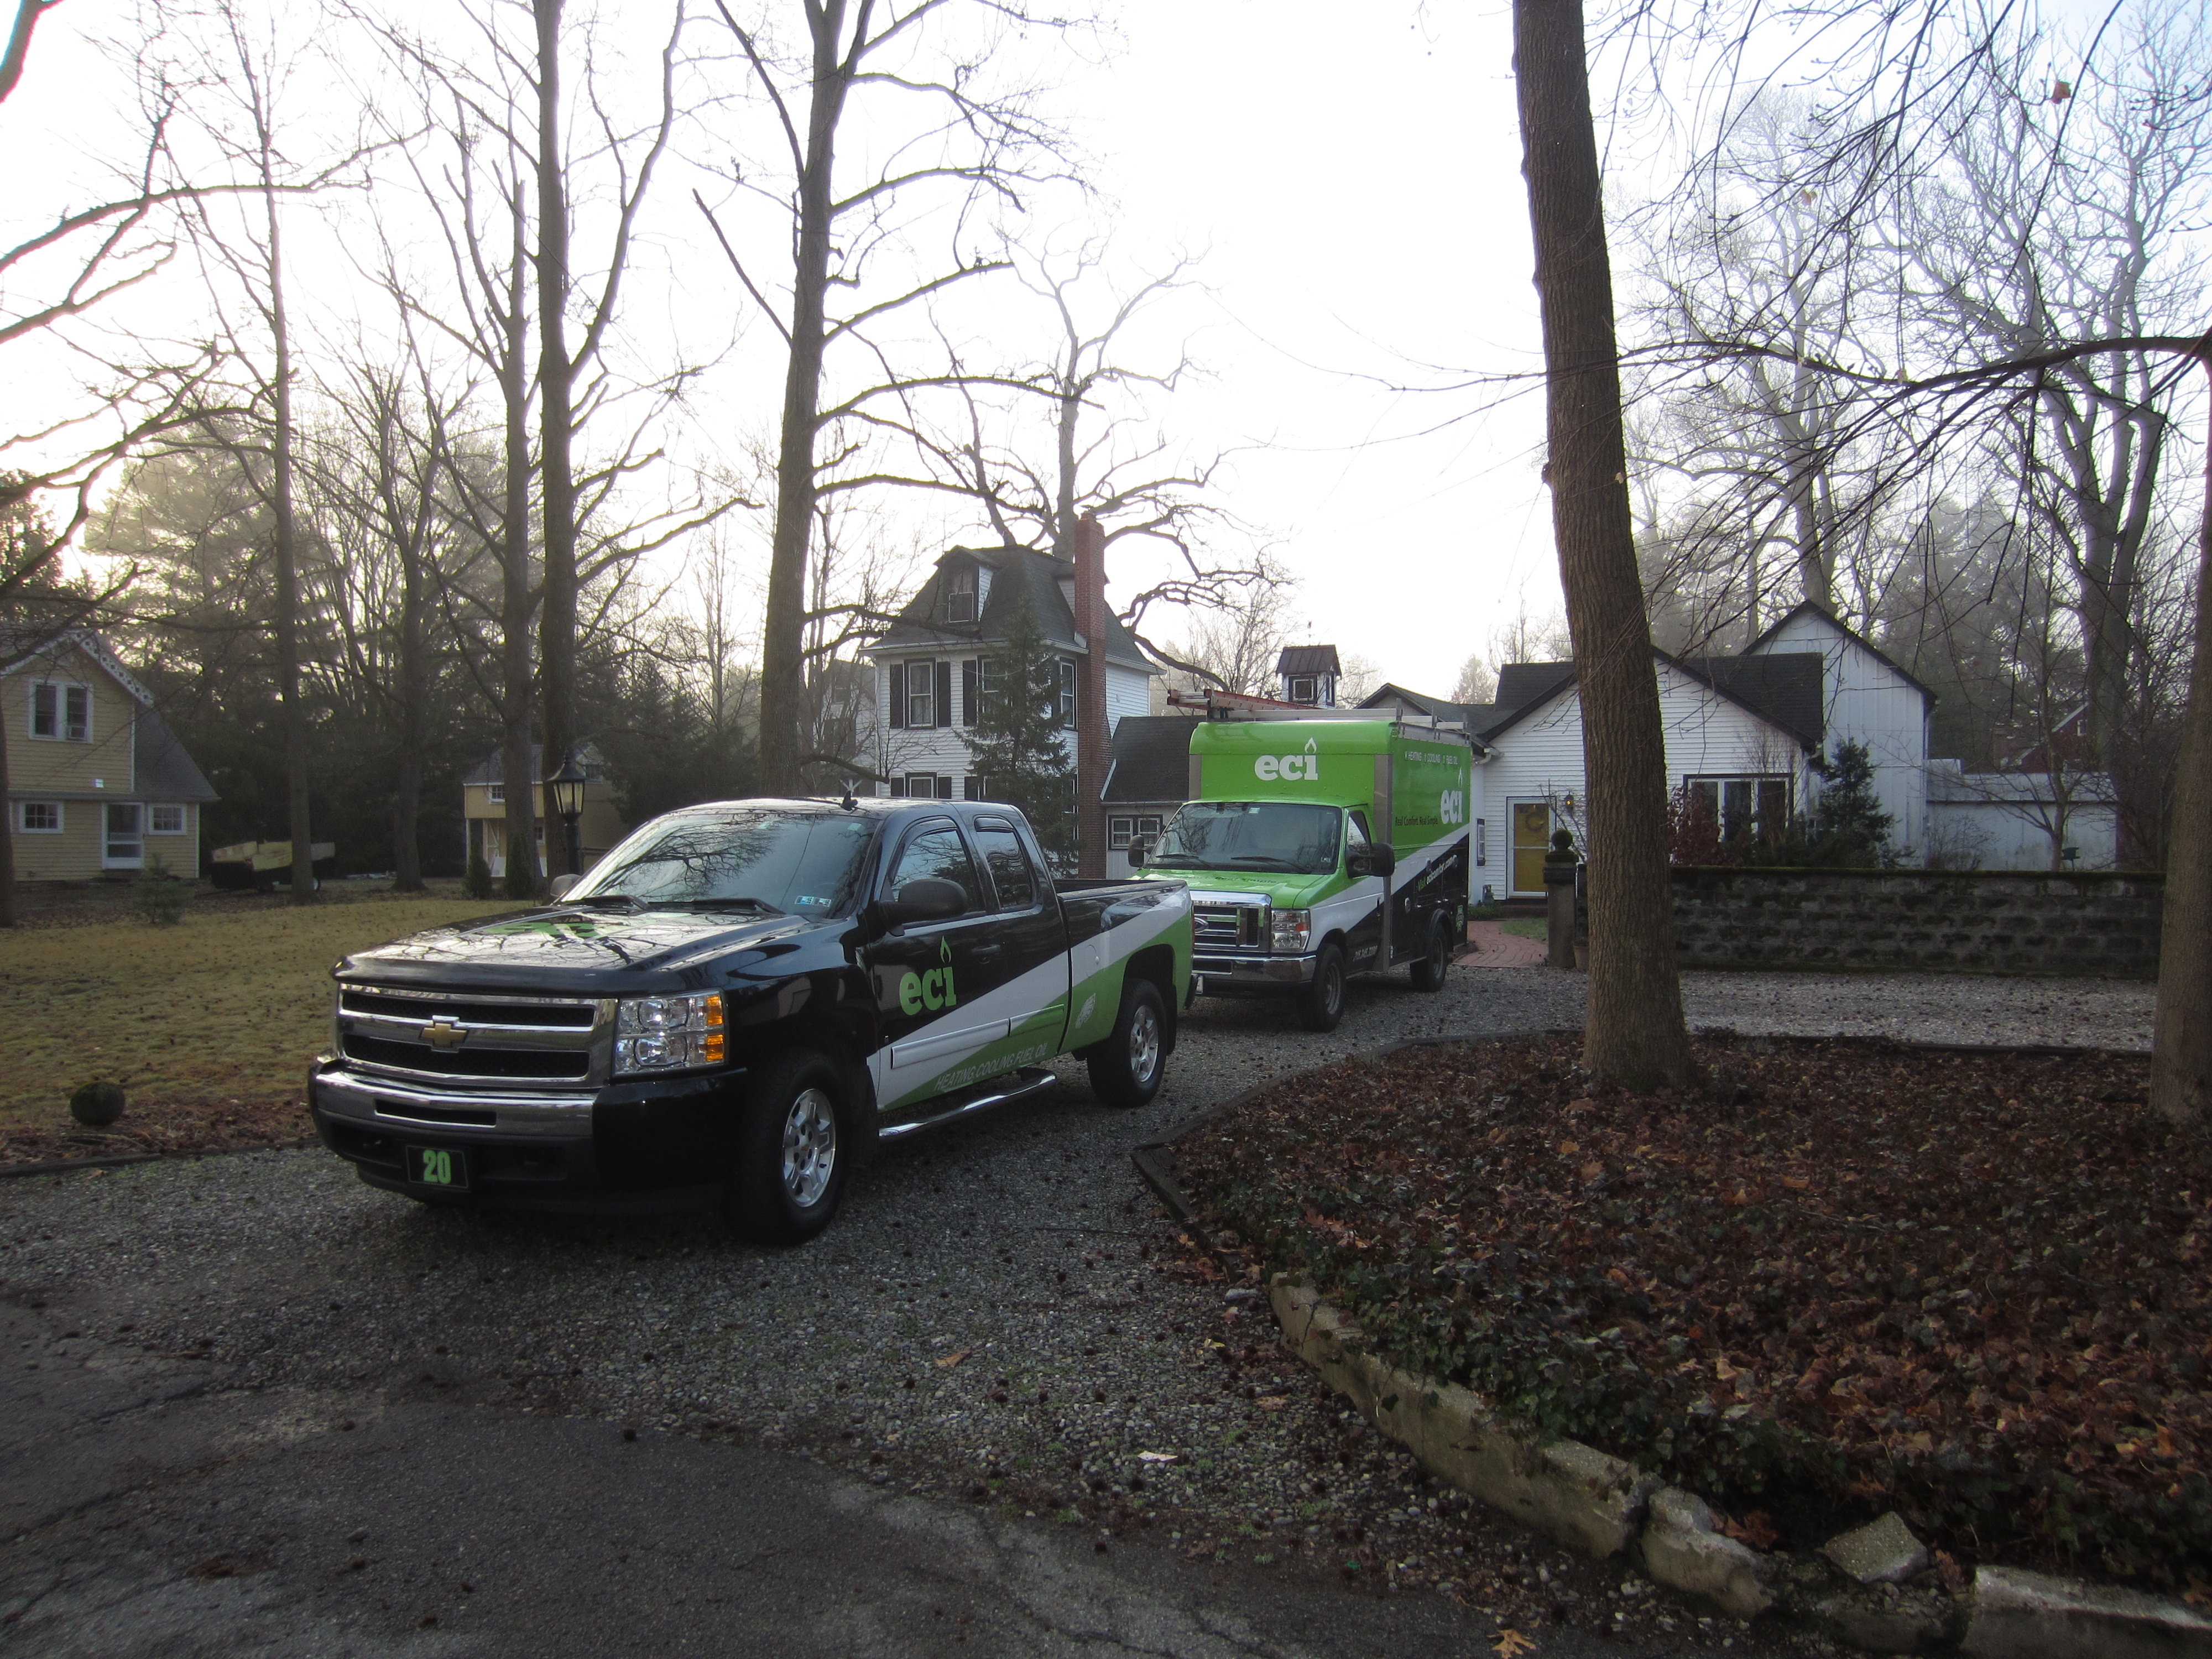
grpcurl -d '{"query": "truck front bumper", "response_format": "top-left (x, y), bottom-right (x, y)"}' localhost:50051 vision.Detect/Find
top-left (1190, 951), bottom-right (1317, 994)
top-left (309, 1060), bottom-right (747, 1214)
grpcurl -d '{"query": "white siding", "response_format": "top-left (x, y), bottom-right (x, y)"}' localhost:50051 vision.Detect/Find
top-left (1477, 662), bottom-right (1813, 895)
top-left (1105, 662), bottom-right (1151, 735)
top-left (1750, 613), bottom-right (1931, 859)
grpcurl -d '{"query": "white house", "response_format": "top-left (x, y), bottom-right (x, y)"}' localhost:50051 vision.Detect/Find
top-left (1745, 603), bottom-right (1937, 856)
top-left (860, 541), bottom-right (1159, 815)
top-left (1437, 648), bottom-right (1829, 899)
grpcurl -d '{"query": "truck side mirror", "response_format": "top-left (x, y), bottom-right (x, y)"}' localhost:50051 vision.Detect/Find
top-left (1350, 846), bottom-right (1396, 879)
top-left (549, 873), bottom-right (581, 900)
top-left (1127, 839), bottom-right (1148, 869)
top-left (879, 877), bottom-right (967, 927)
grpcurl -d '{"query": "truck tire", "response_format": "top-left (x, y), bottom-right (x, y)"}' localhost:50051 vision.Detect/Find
top-left (1088, 978), bottom-right (1167, 1108)
top-left (1409, 912), bottom-right (1452, 992)
top-left (725, 1049), bottom-right (849, 1245)
top-left (1297, 941), bottom-right (1348, 1032)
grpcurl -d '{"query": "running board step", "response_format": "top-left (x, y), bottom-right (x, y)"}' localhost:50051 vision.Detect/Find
top-left (877, 1067), bottom-right (1059, 1141)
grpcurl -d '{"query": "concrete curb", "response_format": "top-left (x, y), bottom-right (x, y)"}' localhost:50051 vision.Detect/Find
top-left (0, 1137), bottom-right (315, 1181)
top-left (1136, 1029), bottom-right (2205, 1656)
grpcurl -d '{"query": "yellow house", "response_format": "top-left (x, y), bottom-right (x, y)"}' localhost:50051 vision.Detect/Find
top-left (4, 630), bottom-right (217, 882)
top-left (461, 740), bottom-right (628, 879)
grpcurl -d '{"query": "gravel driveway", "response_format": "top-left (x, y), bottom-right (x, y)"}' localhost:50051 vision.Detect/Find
top-left (1, 962), bottom-right (2155, 1652)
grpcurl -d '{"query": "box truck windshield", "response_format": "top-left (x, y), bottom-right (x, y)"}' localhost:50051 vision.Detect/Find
top-left (1145, 801), bottom-right (1341, 875)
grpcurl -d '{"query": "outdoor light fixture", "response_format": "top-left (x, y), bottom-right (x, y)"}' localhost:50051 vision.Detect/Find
top-left (548, 753), bottom-right (588, 876)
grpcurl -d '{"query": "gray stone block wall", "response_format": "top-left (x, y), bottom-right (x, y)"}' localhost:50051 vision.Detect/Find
top-left (1669, 869), bottom-right (2164, 978)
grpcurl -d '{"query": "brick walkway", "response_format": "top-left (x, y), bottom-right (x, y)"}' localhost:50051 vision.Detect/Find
top-left (1458, 917), bottom-right (1548, 968)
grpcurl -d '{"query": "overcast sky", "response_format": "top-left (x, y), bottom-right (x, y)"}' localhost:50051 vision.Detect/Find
top-left (6, 2), bottom-right (1584, 698)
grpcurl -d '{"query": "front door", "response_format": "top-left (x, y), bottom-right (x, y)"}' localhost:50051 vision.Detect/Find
top-left (867, 817), bottom-right (1048, 1114)
top-left (1510, 801), bottom-right (1552, 896)
top-left (103, 802), bottom-right (144, 870)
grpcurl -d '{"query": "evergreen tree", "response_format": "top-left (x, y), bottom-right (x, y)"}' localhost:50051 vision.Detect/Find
top-left (1751, 739), bottom-right (1895, 867)
top-left (961, 599), bottom-right (1077, 867)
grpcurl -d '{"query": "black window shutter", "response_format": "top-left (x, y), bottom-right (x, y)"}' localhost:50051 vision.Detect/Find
top-left (937, 776), bottom-right (955, 800)
top-left (888, 661), bottom-right (906, 729)
top-left (889, 776), bottom-right (906, 797)
top-left (935, 660), bottom-right (953, 729)
top-left (961, 659), bottom-right (977, 727)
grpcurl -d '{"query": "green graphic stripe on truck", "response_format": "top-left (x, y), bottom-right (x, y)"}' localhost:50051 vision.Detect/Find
top-left (868, 899), bottom-right (1188, 1112)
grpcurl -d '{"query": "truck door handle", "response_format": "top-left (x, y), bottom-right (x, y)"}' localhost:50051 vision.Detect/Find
top-left (972, 943), bottom-right (1003, 961)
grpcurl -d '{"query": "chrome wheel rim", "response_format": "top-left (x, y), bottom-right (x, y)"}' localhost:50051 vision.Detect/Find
top-left (781, 1087), bottom-right (838, 1208)
top-left (1325, 961), bottom-right (1344, 1013)
top-left (1128, 1001), bottom-right (1162, 1086)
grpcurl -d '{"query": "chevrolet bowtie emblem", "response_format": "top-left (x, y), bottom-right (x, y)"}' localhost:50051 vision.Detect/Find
top-left (421, 1018), bottom-right (468, 1051)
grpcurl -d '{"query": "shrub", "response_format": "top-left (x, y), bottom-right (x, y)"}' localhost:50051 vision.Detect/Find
top-left (464, 852), bottom-right (494, 900)
top-left (132, 855), bottom-right (187, 925)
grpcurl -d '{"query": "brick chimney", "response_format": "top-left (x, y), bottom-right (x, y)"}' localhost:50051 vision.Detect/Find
top-left (1073, 513), bottom-right (1110, 877)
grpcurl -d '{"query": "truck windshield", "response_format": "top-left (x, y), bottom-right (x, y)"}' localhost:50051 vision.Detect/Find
top-left (1146, 801), bottom-right (1342, 875)
top-left (568, 808), bottom-right (877, 916)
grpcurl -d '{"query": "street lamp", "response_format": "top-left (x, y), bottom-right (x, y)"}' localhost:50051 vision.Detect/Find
top-left (547, 753), bottom-right (588, 878)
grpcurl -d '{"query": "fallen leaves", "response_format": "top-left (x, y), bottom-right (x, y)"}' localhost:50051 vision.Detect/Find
top-left (1171, 1033), bottom-right (2212, 1583)
top-left (1493, 1630), bottom-right (1538, 1656)
top-left (934, 1349), bottom-right (969, 1369)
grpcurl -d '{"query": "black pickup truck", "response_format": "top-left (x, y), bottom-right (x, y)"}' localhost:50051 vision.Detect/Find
top-left (310, 797), bottom-right (1193, 1243)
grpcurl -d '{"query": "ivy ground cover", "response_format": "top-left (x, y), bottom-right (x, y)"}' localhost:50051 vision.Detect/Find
top-left (1170, 1034), bottom-right (2212, 1587)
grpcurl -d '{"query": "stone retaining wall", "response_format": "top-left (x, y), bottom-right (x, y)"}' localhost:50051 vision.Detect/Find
top-left (1670, 867), bottom-right (2163, 978)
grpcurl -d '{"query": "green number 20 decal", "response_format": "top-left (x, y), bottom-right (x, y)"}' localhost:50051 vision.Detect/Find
top-left (420, 1149), bottom-right (453, 1185)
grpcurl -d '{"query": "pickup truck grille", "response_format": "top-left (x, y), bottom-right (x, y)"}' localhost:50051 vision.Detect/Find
top-left (1192, 904), bottom-right (1264, 951)
top-left (336, 984), bottom-right (607, 1087)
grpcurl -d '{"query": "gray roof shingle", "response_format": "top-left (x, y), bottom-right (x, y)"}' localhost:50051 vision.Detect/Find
top-left (1276, 644), bottom-right (1341, 677)
top-left (1100, 715), bottom-right (1201, 804)
top-left (133, 708), bottom-right (218, 801)
top-left (874, 546), bottom-right (1156, 673)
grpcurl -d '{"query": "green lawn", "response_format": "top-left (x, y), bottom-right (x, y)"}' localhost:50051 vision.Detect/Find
top-left (1, 890), bottom-right (524, 1135)
top-left (1498, 917), bottom-right (1549, 941)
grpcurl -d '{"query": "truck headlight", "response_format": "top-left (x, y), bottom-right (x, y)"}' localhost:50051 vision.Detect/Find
top-left (1270, 908), bottom-right (1312, 954)
top-left (614, 992), bottom-right (726, 1074)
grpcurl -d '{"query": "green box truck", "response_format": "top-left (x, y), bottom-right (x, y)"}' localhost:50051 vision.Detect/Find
top-left (1134, 718), bottom-right (1473, 1031)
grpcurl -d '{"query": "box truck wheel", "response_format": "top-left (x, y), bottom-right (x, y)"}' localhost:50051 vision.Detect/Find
top-left (1409, 911), bottom-right (1452, 992)
top-left (1298, 942), bottom-right (1347, 1032)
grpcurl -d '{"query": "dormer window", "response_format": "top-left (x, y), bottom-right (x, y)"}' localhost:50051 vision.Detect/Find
top-left (945, 565), bottom-right (978, 624)
top-left (1287, 676), bottom-right (1317, 706)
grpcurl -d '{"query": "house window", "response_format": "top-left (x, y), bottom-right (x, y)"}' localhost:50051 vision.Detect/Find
top-left (1057, 658), bottom-right (1077, 728)
top-left (18, 801), bottom-right (61, 833)
top-left (907, 660), bottom-right (936, 728)
top-left (899, 774), bottom-right (954, 800)
top-left (1107, 815), bottom-right (1162, 851)
top-left (1475, 817), bottom-right (1486, 866)
top-left (488, 782), bottom-right (504, 803)
top-left (945, 565), bottom-right (978, 623)
top-left (1287, 675), bottom-right (1316, 705)
top-left (1683, 775), bottom-right (1791, 841)
top-left (149, 804), bottom-right (186, 834)
top-left (30, 681), bottom-right (91, 742)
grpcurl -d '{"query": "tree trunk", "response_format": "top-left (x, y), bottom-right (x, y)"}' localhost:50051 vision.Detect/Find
top-left (534, 0), bottom-right (576, 877)
top-left (1512, 0), bottom-right (1695, 1090)
top-left (264, 170), bottom-right (315, 906)
top-left (0, 698), bottom-right (15, 927)
top-left (2151, 364), bottom-right (2212, 1128)
top-left (393, 517), bottom-right (426, 892)
top-left (499, 174), bottom-right (540, 902)
top-left (759, 2), bottom-right (851, 796)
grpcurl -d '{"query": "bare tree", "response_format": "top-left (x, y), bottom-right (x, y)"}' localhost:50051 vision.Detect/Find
top-left (1513, 0), bottom-right (1696, 1089)
top-left (1166, 562), bottom-right (1298, 697)
top-left (696, 0), bottom-right (1087, 793)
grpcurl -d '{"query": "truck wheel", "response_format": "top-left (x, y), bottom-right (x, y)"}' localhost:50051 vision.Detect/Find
top-left (1089, 978), bottom-right (1167, 1108)
top-left (726, 1050), bottom-right (849, 1245)
top-left (1409, 912), bottom-right (1452, 992)
top-left (1297, 942), bottom-right (1348, 1032)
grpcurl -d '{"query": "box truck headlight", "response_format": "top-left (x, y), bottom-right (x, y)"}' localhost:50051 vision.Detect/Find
top-left (615, 992), bottom-right (726, 1074)
top-left (1270, 909), bottom-right (1312, 954)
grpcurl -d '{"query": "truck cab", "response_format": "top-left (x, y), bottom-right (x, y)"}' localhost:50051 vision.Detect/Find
top-left (1135, 719), bottom-right (1472, 1031)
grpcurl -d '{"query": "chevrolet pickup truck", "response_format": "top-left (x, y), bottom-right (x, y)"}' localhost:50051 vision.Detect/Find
top-left (309, 797), bottom-right (1192, 1243)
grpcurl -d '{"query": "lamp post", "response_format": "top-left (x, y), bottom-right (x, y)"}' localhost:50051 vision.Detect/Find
top-left (547, 753), bottom-right (588, 880)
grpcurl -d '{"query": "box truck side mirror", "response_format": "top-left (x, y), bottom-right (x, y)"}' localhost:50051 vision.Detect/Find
top-left (1350, 846), bottom-right (1396, 879)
